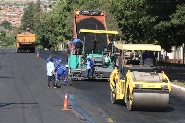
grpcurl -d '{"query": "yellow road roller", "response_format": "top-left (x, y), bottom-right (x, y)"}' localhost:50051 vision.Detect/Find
top-left (110, 43), bottom-right (171, 111)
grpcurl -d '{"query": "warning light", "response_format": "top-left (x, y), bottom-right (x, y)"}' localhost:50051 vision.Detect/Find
top-left (81, 53), bottom-right (85, 58)
top-left (75, 11), bottom-right (79, 16)
top-left (101, 12), bottom-right (105, 16)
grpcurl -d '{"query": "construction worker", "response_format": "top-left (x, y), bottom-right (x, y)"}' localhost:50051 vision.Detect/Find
top-left (54, 58), bottom-right (62, 68)
top-left (72, 38), bottom-right (83, 54)
top-left (46, 58), bottom-right (56, 88)
top-left (104, 54), bottom-right (111, 66)
top-left (55, 64), bottom-right (68, 86)
top-left (84, 56), bottom-right (94, 78)
top-left (60, 65), bottom-right (69, 86)
top-left (54, 58), bottom-right (62, 87)
top-left (46, 55), bottom-right (53, 78)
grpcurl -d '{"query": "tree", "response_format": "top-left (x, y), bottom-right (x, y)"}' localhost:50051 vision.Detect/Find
top-left (0, 20), bottom-right (12, 30)
top-left (109, 0), bottom-right (184, 51)
top-left (33, 0), bottom-right (41, 31)
top-left (23, 0), bottom-right (185, 51)
top-left (154, 4), bottom-right (185, 51)
top-left (21, 2), bottom-right (36, 30)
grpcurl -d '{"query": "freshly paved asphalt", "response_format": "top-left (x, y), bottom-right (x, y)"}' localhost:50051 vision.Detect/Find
top-left (0, 49), bottom-right (185, 123)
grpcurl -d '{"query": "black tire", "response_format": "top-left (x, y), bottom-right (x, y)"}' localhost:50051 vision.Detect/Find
top-left (126, 87), bottom-right (132, 110)
top-left (111, 91), bottom-right (117, 104)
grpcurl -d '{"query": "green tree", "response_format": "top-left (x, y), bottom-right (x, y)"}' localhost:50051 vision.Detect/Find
top-left (0, 30), bottom-right (6, 37)
top-left (33, 0), bottom-right (41, 31)
top-left (155, 4), bottom-right (185, 51)
top-left (21, 2), bottom-right (36, 30)
top-left (109, 0), bottom-right (151, 43)
top-left (0, 20), bottom-right (12, 30)
top-left (109, 0), bottom-right (184, 51)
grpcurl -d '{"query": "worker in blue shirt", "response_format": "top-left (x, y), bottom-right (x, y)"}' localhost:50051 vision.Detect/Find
top-left (72, 38), bottom-right (83, 53)
top-left (54, 58), bottom-right (62, 87)
top-left (61, 65), bottom-right (69, 86)
top-left (73, 38), bottom-right (83, 45)
top-left (55, 65), bottom-right (69, 86)
top-left (84, 56), bottom-right (94, 78)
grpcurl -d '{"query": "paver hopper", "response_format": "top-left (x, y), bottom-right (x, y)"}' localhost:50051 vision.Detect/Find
top-left (110, 43), bottom-right (171, 111)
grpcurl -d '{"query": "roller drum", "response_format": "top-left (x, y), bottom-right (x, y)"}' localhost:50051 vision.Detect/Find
top-left (132, 89), bottom-right (169, 111)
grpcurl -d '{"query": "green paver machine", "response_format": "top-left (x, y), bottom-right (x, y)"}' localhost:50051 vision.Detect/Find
top-left (68, 29), bottom-right (118, 81)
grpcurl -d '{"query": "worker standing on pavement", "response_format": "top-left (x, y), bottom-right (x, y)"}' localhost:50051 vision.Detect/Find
top-left (46, 58), bottom-right (56, 88)
top-left (46, 55), bottom-right (53, 78)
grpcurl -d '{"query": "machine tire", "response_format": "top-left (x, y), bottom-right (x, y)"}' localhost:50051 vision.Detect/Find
top-left (111, 91), bottom-right (117, 104)
top-left (126, 87), bottom-right (132, 110)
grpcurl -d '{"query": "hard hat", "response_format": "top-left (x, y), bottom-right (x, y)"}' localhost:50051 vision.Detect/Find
top-left (65, 65), bottom-right (68, 67)
top-left (58, 58), bottom-right (62, 61)
top-left (87, 56), bottom-right (91, 59)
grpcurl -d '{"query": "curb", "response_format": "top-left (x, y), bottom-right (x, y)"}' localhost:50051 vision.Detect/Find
top-left (171, 83), bottom-right (185, 91)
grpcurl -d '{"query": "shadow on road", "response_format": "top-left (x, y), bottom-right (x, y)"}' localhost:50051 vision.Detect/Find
top-left (0, 76), bottom-right (15, 79)
top-left (0, 102), bottom-right (38, 108)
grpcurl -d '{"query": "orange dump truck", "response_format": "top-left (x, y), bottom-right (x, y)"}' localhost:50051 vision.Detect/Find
top-left (16, 29), bottom-right (36, 53)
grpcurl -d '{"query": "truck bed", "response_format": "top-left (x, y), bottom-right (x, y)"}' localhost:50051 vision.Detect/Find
top-left (16, 32), bottom-right (36, 43)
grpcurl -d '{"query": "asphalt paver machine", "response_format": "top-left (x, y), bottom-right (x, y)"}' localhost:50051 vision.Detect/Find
top-left (68, 29), bottom-right (118, 81)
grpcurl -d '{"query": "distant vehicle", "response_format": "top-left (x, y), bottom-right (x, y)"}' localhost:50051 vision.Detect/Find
top-left (16, 28), bottom-right (36, 53)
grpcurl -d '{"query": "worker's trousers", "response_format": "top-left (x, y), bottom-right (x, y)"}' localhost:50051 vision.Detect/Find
top-left (61, 74), bottom-right (68, 84)
top-left (48, 75), bottom-right (55, 87)
top-left (55, 73), bottom-right (68, 85)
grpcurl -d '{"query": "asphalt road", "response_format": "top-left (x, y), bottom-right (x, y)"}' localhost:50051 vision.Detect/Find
top-left (0, 49), bottom-right (185, 123)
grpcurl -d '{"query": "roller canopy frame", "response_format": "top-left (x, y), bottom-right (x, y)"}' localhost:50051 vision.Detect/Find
top-left (79, 29), bottom-right (118, 35)
top-left (114, 43), bottom-right (161, 51)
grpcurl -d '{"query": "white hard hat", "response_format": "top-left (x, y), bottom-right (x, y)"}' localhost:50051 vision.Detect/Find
top-left (65, 65), bottom-right (68, 67)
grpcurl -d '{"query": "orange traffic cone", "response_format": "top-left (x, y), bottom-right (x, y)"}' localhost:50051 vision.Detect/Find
top-left (36, 51), bottom-right (40, 58)
top-left (62, 93), bottom-right (71, 110)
